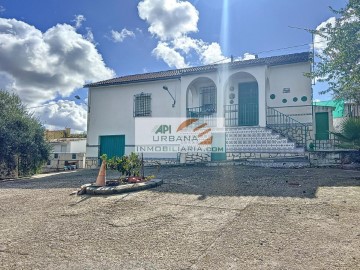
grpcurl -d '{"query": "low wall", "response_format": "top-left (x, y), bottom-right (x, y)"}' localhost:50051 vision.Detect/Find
top-left (308, 150), bottom-right (360, 166)
top-left (85, 157), bottom-right (98, 169)
top-left (144, 158), bottom-right (179, 166)
top-left (227, 152), bottom-right (305, 160)
top-left (184, 153), bottom-right (211, 164)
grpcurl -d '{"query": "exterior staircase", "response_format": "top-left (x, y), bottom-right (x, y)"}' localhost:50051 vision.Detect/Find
top-left (224, 127), bottom-right (309, 168)
top-left (226, 127), bottom-right (304, 153)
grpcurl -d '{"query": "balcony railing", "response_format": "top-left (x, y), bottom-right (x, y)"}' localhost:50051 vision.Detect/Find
top-left (266, 106), bottom-right (308, 148)
top-left (187, 104), bottom-right (216, 126)
top-left (187, 104), bottom-right (216, 117)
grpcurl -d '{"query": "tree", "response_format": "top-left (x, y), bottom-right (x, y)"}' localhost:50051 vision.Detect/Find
top-left (311, 0), bottom-right (360, 103)
top-left (0, 91), bottom-right (50, 176)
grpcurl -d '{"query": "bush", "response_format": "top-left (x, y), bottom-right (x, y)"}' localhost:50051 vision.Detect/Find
top-left (333, 117), bottom-right (360, 149)
top-left (105, 152), bottom-right (142, 177)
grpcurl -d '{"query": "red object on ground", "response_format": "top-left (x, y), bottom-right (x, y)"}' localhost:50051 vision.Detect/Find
top-left (127, 177), bottom-right (142, 183)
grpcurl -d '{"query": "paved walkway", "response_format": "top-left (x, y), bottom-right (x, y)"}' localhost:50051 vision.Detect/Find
top-left (0, 166), bottom-right (359, 269)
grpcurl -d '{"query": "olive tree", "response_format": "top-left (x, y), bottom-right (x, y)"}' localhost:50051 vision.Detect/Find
top-left (0, 91), bottom-right (50, 176)
top-left (311, 0), bottom-right (360, 102)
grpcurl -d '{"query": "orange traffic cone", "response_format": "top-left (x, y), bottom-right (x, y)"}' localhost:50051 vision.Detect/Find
top-left (95, 160), bottom-right (106, 186)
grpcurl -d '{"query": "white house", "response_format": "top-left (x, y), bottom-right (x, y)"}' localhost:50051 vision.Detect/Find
top-left (43, 138), bottom-right (87, 171)
top-left (84, 52), bottom-right (333, 166)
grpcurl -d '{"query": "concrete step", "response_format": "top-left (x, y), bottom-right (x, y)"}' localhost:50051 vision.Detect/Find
top-left (225, 127), bottom-right (300, 152)
top-left (209, 155), bottom-right (310, 168)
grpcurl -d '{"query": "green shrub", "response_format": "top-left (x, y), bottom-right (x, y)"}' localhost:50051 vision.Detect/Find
top-left (333, 117), bottom-right (360, 149)
top-left (105, 152), bottom-right (142, 177)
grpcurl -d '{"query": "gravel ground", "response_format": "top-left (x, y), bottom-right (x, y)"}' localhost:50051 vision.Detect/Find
top-left (0, 165), bottom-right (359, 270)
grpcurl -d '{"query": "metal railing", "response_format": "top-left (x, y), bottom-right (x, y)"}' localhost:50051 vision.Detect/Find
top-left (224, 104), bottom-right (238, 127)
top-left (345, 103), bottom-right (360, 117)
top-left (266, 106), bottom-right (308, 148)
top-left (186, 104), bottom-right (216, 117)
top-left (312, 132), bottom-right (341, 150)
top-left (186, 104), bottom-right (216, 126)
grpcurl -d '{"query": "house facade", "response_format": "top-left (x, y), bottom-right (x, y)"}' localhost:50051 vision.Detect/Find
top-left (43, 138), bottom-right (87, 171)
top-left (85, 52), bottom-right (333, 166)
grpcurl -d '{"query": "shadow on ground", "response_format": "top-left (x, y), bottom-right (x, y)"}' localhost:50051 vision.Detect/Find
top-left (1, 165), bottom-right (360, 199)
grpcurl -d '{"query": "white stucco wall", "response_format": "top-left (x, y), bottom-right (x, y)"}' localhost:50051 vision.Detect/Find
top-left (87, 61), bottom-right (312, 159)
top-left (69, 140), bottom-right (87, 153)
top-left (87, 79), bottom-right (181, 158)
top-left (52, 144), bottom-right (62, 153)
top-left (50, 139), bottom-right (86, 153)
top-left (267, 62), bottom-right (312, 123)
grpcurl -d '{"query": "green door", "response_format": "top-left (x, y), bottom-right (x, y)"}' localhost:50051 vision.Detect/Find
top-left (315, 112), bottom-right (329, 140)
top-left (238, 82), bottom-right (259, 126)
top-left (99, 135), bottom-right (125, 159)
top-left (211, 132), bottom-right (226, 161)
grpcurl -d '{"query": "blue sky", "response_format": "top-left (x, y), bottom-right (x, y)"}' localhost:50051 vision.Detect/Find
top-left (0, 0), bottom-right (348, 131)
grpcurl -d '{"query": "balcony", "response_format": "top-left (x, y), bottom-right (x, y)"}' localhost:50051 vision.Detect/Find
top-left (186, 104), bottom-right (216, 126)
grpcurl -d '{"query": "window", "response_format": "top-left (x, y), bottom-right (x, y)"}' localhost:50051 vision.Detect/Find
top-left (54, 153), bottom-right (58, 159)
top-left (283, 88), bottom-right (290, 93)
top-left (47, 160), bottom-right (51, 165)
top-left (134, 93), bottom-right (151, 117)
top-left (200, 86), bottom-right (216, 112)
top-left (72, 153), bottom-right (76, 159)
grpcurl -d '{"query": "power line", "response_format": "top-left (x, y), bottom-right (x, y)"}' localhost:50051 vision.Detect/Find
top-left (28, 101), bottom-right (66, 109)
top-left (207, 40), bottom-right (328, 66)
top-left (28, 103), bottom-right (58, 109)
top-left (254, 43), bottom-right (311, 55)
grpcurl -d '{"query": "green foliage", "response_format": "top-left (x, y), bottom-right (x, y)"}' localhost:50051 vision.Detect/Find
top-left (333, 117), bottom-right (360, 149)
top-left (105, 152), bottom-right (142, 177)
top-left (0, 90), bottom-right (51, 176)
top-left (309, 0), bottom-right (360, 102)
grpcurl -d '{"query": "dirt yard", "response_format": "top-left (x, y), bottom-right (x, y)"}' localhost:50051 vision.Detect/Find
top-left (0, 166), bottom-right (359, 269)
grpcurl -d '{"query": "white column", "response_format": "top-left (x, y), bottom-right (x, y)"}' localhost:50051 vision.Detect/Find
top-left (258, 77), bottom-right (266, 127)
top-left (179, 79), bottom-right (187, 118)
top-left (216, 72), bottom-right (225, 128)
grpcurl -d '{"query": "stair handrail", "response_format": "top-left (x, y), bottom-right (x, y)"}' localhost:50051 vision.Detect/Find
top-left (266, 106), bottom-right (308, 148)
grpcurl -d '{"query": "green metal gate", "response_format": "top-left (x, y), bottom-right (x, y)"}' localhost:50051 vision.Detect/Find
top-left (238, 82), bottom-right (259, 126)
top-left (315, 112), bottom-right (329, 140)
top-left (99, 135), bottom-right (125, 159)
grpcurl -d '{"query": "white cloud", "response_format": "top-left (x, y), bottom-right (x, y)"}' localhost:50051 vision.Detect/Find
top-left (73, 14), bottom-right (86, 29)
top-left (242, 53), bottom-right (256, 60)
top-left (0, 18), bottom-right (115, 106)
top-left (138, 0), bottom-right (256, 68)
top-left (31, 100), bottom-right (87, 132)
top-left (85, 27), bottom-right (95, 43)
top-left (314, 17), bottom-right (336, 54)
top-left (152, 42), bottom-right (188, 68)
top-left (111, 28), bottom-right (135, 43)
top-left (138, 0), bottom-right (199, 40)
top-left (199, 42), bottom-right (227, 65)
top-left (137, 0), bottom-right (246, 67)
top-left (157, 36), bottom-right (227, 66)
top-left (172, 36), bottom-right (202, 54)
